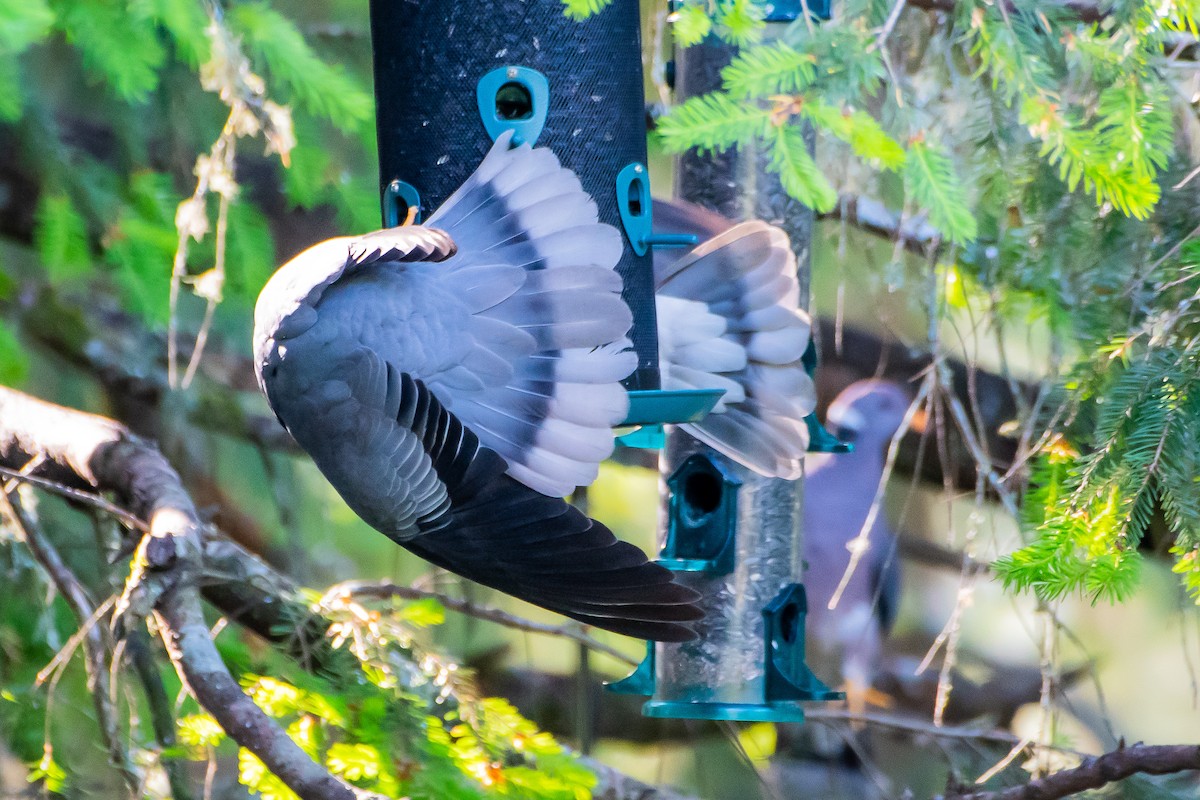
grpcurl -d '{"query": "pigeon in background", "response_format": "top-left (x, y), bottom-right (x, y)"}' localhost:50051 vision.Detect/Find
top-left (803, 380), bottom-right (909, 711)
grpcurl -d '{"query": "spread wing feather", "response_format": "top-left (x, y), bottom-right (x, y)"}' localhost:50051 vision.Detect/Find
top-left (656, 222), bottom-right (816, 479)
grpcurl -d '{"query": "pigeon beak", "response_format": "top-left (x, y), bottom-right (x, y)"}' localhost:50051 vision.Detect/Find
top-left (827, 406), bottom-right (867, 441)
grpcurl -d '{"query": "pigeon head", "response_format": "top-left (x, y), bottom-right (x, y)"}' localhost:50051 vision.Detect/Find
top-left (825, 380), bottom-right (911, 452)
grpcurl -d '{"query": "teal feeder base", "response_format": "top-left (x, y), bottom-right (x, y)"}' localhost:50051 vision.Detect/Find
top-left (642, 700), bottom-right (809, 723)
top-left (606, 583), bottom-right (844, 722)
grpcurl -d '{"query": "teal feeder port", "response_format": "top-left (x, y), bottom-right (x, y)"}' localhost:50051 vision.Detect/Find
top-left (762, 585), bottom-right (844, 704)
top-left (660, 455), bottom-right (739, 575)
top-left (475, 66), bottom-right (550, 146)
top-left (606, 452), bottom-right (843, 722)
top-left (616, 163), bottom-right (700, 257)
top-left (383, 179), bottom-right (422, 227)
top-left (606, 642), bottom-right (656, 696)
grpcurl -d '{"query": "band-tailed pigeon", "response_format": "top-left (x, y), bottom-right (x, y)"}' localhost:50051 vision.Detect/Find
top-left (803, 380), bottom-right (908, 709)
top-left (253, 134), bottom-right (816, 640)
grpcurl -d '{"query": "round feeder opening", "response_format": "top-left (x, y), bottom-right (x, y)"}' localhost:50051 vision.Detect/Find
top-left (392, 198), bottom-right (410, 224)
top-left (495, 82), bottom-right (534, 121)
top-left (778, 601), bottom-right (801, 644)
top-left (683, 470), bottom-right (722, 521)
top-left (626, 177), bottom-right (645, 216)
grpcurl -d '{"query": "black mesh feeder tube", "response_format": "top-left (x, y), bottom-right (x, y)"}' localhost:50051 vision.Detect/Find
top-left (369, 0), bottom-right (669, 391)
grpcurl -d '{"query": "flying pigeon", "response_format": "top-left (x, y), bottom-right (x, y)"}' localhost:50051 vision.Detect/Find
top-left (253, 133), bottom-right (813, 640)
top-left (802, 380), bottom-right (908, 711)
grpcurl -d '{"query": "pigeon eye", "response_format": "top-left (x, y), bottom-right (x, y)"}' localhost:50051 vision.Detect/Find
top-left (834, 425), bottom-right (860, 443)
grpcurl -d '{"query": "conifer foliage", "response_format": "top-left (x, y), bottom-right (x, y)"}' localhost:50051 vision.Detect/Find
top-left (567, 0), bottom-right (1200, 607)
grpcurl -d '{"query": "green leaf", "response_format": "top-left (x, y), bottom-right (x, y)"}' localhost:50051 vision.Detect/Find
top-left (0, 0), bottom-right (54, 53)
top-left (561, 0), bottom-right (614, 20)
top-left (672, 5), bottom-right (713, 47)
top-left (224, 200), bottom-right (275, 301)
top-left (243, 675), bottom-right (304, 718)
top-left (52, 0), bottom-right (165, 102)
top-left (721, 42), bottom-right (816, 97)
top-left (28, 750), bottom-right (66, 793)
top-left (282, 118), bottom-right (332, 209)
top-left (394, 597), bottom-right (445, 628)
top-left (327, 743), bottom-right (382, 783)
top-left (238, 748), bottom-right (299, 800)
top-left (768, 124), bottom-right (837, 212)
top-left (801, 100), bottom-right (905, 169)
top-left (177, 713), bottom-right (225, 749)
top-left (331, 173), bottom-right (383, 233)
top-left (286, 717), bottom-right (320, 760)
top-left (656, 92), bottom-right (772, 154)
top-left (0, 320), bottom-right (29, 385)
top-left (33, 191), bottom-right (91, 284)
top-left (0, 53), bottom-right (22, 122)
top-left (1172, 545), bottom-right (1200, 602)
top-left (130, 0), bottom-right (210, 67)
top-left (230, 3), bottom-right (372, 134)
top-left (903, 139), bottom-right (977, 244)
top-left (104, 172), bottom-right (179, 325)
top-left (715, 0), bottom-right (765, 45)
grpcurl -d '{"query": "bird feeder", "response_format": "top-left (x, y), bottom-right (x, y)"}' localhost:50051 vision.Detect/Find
top-left (367, 0), bottom-right (712, 426)
top-left (608, 2), bottom-right (847, 722)
top-left (366, 0), bottom-right (844, 722)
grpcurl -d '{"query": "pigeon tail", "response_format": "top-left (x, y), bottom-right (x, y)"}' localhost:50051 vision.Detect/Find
top-left (424, 130), bottom-right (638, 498)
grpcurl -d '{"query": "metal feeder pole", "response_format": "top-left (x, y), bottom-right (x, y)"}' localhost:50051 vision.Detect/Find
top-left (634, 4), bottom-right (841, 721)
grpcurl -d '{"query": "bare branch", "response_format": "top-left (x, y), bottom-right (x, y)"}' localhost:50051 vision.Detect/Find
top-left (940, 742), bottom-right (1200, 800)
top-left (329, 581), bottom-right (640, 668)
top-left (0, 465), bottom-right (148, 532)
top-left (0, 385), bottom-right (707, 800)
top-left (819, 194), bottom-right (943, 255)
top-left (125, 631), bottom-right (195, 800)
top-left (0, 385), bottom-right (377, 800)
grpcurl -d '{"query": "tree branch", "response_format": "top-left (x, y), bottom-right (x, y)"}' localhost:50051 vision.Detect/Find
top-left (940, 742), bottom-right (1200, 800)
top-left (818, 194), bottom-right (943, 256)
top-left (0, 385), bottom-right (378, 800)
top-left (0, 384), bottom-right (701, 800)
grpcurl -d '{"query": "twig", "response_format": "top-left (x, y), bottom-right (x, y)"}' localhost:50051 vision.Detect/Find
top-left (944, 393), bottom-right (1019, 517)
top-left (896, 532), bottom-right (989, 574)
top-left (126, 630), bottom-right (194, 800)
top-left (328, 580), bottom-right (640, 668)
top-left (818, 194), bottom-right (943, 255)
top-left (872, 0), bottom-right (910, 51)
top-left (1174, 162), bottom-right (1200, 190)
top-left (168, 11), bottom-right (293, 388)
top-left (829, 377), bottom-right (932, 610)
top-left (0, 466), bottom-right (148, 532)
top-left (973, 737), bottom-right (1033, 786)
top-left (940, 743), bottom-right (1200, 800)
top-left (805, 707), bottom-right (1022, 745)
top-left (0, 488), bottom-right (138, 794)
